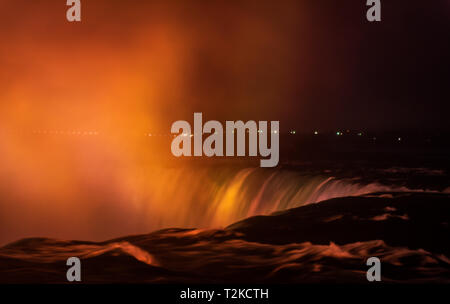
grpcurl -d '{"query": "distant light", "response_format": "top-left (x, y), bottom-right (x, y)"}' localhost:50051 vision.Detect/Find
top-left (258, 130), bottom-right (263, 134)
top-left (336, 131), bottom-right (342, 136)
top-left (358, 132), bottom-right (362, 136)
top-left (290, 130), bottom-right (296, 135)
top-left (273, 130), bottom-right (278, 134)
top-left (398, 137), bottom-right (401, 141)
top-left (314, 131), bottom-right (318, 135)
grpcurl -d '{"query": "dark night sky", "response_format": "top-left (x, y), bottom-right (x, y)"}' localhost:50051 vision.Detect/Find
top-left (0, 0), bottom-right (449, 133)
top-left (300, 0), bottom-right (450, 132)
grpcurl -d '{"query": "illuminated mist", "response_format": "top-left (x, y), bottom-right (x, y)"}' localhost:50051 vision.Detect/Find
top-left (1, 1), bottom-right (448, 245)
top-left (0, 1), bottom-right (311, 244)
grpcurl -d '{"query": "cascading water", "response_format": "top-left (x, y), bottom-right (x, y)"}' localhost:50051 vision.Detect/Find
top-left (130, 166), bottom-right (396, 229)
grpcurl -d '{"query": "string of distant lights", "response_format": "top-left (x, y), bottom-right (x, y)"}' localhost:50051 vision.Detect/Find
top-left (29, 130), bottom-right (403, 142)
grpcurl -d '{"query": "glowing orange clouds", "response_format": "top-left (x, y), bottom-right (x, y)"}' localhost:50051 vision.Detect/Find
top-left (0, 0), bottom-right (310, 244)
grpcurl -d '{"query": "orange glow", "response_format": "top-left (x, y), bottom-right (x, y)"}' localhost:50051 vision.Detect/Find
top-left (0, 1), bottom-right (331, 244)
